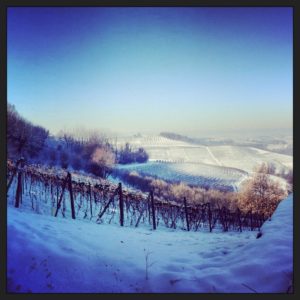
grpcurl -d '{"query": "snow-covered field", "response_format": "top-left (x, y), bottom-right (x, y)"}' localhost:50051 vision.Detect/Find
top-left (115, 135), bottom-right (292, 191)
top-left (208, 145), bottom-right (292, 172)
top-left (7, 194), bottom-right (293, 293)
top-left (117, 135), bottom-right (292, 172)
top-left (116, 162), bottom-right (248, 191)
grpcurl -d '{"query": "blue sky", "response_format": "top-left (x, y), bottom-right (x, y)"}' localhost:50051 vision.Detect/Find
top-left (8, 7), bottom-right (293, 136)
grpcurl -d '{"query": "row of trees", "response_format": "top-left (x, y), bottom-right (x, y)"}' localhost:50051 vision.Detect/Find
top-left (43, 131), bottom-right (116, 178)
top-left (7, 104), bottom-right (49, 159)
top-left (113, 169), bottom-right (239, 209)
top-left (117, 143), bottom-right (149, 164)
top-left (254, 161), bottom-right (293, 189)
top-left (114, 162), bottom-right (290, 217)
top-left (54, 132), bottom-right (149, 177)
top-left (7, 104), bottom-right (149, 179)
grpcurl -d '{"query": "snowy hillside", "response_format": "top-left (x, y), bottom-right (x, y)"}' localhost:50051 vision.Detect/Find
top-left (116, 162), bottom-right (248, 191)
top-left (115, 135), bottom-right (292, 191)
top-left (116, 135), bottom-right (293, 173)
top-left (208, 145), bottom-right (292, 172)
top-left (7, 194), bottom-right (293, 293)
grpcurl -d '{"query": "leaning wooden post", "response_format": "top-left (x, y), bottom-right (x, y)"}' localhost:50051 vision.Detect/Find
top-left (150, 190), bottom-right (156, 230)
top-left (54, 175), bottom-right (68, 217)
top-left (7, 158), bottom-right (22, 192)
top-left (21, 172), bottom-right (25, 204)
top-left (7, 168), bottom-right (17, 193)
top-left (14, 170), bottom-right (22, 208)
top-left (68, 172), bottom-right (76, 219)
top-left (89, 183), bottom-right (93, 219)
top-left (118, 183), bottom-right (124, 227)
top-left (184, 197), bottom-right (190, 231)
top-left (224, 208), bottom-right (228, 232)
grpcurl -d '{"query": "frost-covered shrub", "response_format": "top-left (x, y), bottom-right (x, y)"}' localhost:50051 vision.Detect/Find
top-left (117, 143), bottom-right (149, 164)
top-left (238, 172), bottom-right (287, 217)
top-left (150, 179), bottom-right (169, 199)
top-left (89, 147), bottom-right (115, 178)
top-left (114, 169), bottom-right (239, 209)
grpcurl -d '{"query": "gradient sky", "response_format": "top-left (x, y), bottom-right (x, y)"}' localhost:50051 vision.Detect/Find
top-left (8, 7), bottom-right (293, 136)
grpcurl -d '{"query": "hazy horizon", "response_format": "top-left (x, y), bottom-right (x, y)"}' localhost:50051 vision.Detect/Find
top-left (8, 7), bottom-right (293, 136)
top-left (43, 125), bottom-right (293, 142)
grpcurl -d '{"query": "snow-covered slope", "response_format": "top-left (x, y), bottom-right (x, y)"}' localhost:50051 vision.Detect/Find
top-left (208, 145), bottom-right (292, 173)
top-left (116, 135), bottom-right (293, 173)
top-left (116, 162), bottom-right (248, 191)
top-left (115, 135), bottom-right (292, 191)
top-left (7, 194), bottom-right (293, 293)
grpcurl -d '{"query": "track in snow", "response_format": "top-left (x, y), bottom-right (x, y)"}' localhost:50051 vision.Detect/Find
top-left (206, 146), bottom-right (222, 166)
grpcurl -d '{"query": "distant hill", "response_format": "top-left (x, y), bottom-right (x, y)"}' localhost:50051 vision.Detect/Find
top-left (116, 134), bottom-right (292, 174)
top-left (159, 132), bottom-right (234, 146)
top-left (159, 132), bottom-right (293, 155)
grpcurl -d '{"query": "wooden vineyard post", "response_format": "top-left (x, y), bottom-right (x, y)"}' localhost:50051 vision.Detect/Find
top-left (96, 189), bottom-right (118, 222)
top-left (7, 168), bottom-right (17, 193)
top-left (54, 175), bottom-right (68, 217)
top-left (21, 173), bottom-right (24, 204)
top-left (184, 197), bottom-right (190, 231)
top-left (148, 193), bottom-right (151, 224)
top-left (7, 158), bottom-right (23, 193)
top-left (150, 191), bottom-right (156, 230)
top-left (260, 213), bottom-right (265, 228)
top-left (14, 170), bottom-right (22, 208)
top-left (208, 203), bottom-right (212, 232)
top-left (67, 172), bottom-right (76, 220)
top-left (225, 208), bottom-right (228, 232)
top-left (254, 213), bottom-right (258, 230)
top-left (237, 208), bottom-right (242, 232)
top-left (118, 183), bottom-right (124, 227)
top-left (89, 183), bottom-right (93, 219)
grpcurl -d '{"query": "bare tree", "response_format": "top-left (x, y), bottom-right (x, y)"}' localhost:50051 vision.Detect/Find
top-left (238, 172), bottom-right (287, 217)
top-left (7, 103), bottom-right (49, 158)
top-left (90, 146), bottom-right (116, 178)
top-left (255, 162), bottom-right (276, 175)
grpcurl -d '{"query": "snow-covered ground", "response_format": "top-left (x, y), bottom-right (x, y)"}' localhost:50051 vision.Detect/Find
top-left (7, 194), bottom-right (293, 293)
